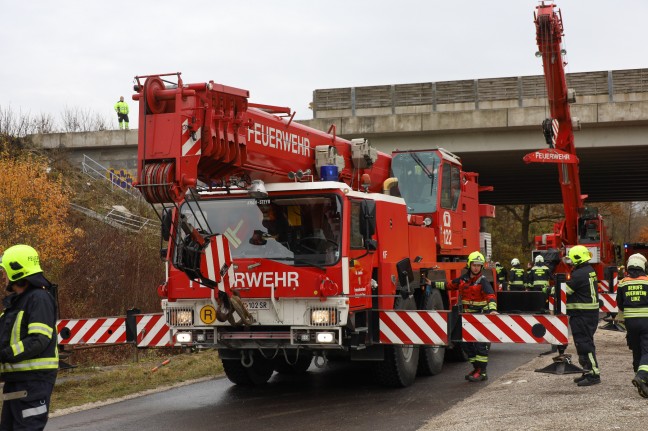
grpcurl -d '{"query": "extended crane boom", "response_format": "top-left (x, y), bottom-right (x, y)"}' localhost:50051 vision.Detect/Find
top-left (533, 2), bottom-right (582, 245)
top-left (526, 2), bottom-right (616, 286)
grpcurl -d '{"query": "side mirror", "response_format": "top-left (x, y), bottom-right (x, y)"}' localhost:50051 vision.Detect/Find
top-left (161, 209), bottom-right (172, 241)
top-left (365, 239), bottom-right (377, 252)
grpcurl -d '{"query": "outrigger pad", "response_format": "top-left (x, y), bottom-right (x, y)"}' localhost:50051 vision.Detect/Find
top-left (599, 321), bottom-right (626, 332)
top-left (535, 354), bottom-right (583, 375)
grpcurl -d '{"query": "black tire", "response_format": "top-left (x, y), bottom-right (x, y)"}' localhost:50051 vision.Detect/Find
top-left (374, 295), bottom-right (420, 387)
top-left (273, 352), bottom-right (313, 374)
top-left (222, 353), bottom-right (274, 386)
top-left (417, 289), bottom-right (445, 376)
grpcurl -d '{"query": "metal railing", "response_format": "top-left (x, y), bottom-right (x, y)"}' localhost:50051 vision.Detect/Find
top-left (104, 207), bottom-right (155, 232)
top-left (81, 154), bottom-right (141, 199)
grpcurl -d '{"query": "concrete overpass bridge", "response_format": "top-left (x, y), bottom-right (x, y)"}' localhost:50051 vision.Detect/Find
top-left (32, 68), bottom-right (648, 206)
top-left (301, 68), bottom-right (648, 205)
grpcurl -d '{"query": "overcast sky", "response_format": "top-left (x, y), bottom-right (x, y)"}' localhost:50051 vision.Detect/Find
top-left (2, 0), bottom-right (646, 129)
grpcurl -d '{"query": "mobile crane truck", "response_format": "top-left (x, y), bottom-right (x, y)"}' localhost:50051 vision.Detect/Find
top-left (524, 2), bottom-right (617, 288)
top-left (133, 72), bottom-right (496, 387)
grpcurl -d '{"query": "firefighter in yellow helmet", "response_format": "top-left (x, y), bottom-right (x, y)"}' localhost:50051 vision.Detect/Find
top-left (616, 253), bottom-right (648, 398)
top-left (566, 245), bottom-right (601, 386)
top-left (0, 245), bottom-right (58, 429)
top-left (428, 251), bottom-right (497, 382)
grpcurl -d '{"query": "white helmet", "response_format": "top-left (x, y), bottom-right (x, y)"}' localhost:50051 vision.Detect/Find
top-left (627, 253), bottom-right (647, 271)
top-left (511, 258), bottom-right (520, 266)
top-left (535, 255), bottom-right (544, 263)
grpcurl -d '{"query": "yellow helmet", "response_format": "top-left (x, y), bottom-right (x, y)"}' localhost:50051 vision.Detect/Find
top-left (568, 245), bottom-right (591, 265)
top-left (467, 251), bottom-right (485, 267)
top-left (0, 245), bottom-right (43, 284)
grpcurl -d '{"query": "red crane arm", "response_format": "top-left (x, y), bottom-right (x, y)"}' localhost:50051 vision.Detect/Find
top-left (133, 73), bottom-right (391, 203)
top-left (534, 2), bottom-right (583, 245)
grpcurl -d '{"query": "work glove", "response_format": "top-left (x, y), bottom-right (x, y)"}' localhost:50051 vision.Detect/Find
top-left (482, 302), bottom-right (497, 314)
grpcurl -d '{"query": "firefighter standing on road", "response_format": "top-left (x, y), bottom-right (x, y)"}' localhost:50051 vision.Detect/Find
top-left (616, 253), bottom-right (648, 398)
top-left (0, 245), bottom-right (58, 430)
top-left (566, 245), bottom-right (601, 387)
top-left (495, 262), bottom-right (508, 290)
top-left (508, 258), bottom-right (526, 291)
top-left (114, 96), bottom-right (130, 130)
top-left (428, 251), bottom-right (497, 382)
top-left (527, 255), bottom-right (551, 292)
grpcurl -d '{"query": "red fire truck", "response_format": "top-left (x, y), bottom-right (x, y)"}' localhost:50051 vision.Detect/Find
top-left (131, 72), bottom-right (573, 388)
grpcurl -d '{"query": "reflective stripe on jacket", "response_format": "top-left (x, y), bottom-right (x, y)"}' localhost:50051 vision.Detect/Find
top-left (0, 286), bottom-right (58, 382)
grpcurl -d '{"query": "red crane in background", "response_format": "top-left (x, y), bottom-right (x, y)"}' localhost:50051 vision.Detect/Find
top-left (524, 2), bottom-right (617, 287)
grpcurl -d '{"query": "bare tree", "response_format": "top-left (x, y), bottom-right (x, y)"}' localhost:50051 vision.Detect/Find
top-left (32, 112), bottom-right (58, 134)
top-left (60, 106), bottom-right (110, 132)
top-left (0, 105), bottom-right (33, 137)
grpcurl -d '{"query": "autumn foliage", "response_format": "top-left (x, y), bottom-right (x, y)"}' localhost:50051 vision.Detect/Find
top-left (0, 142), bottom-right (75, 273)
top-left (0, 136), bottom-right (164, 319)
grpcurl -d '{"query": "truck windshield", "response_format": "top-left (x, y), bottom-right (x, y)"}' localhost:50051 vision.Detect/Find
top-left (391, 151), bottom-right (441, 214)
top-left (180, 195), bottom-right (342, 266)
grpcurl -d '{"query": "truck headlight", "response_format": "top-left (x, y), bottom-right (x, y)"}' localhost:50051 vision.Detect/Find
top-left (168, 308), bottom-right (193, 326)
top-left (311, 309), bottom-right (338, 326)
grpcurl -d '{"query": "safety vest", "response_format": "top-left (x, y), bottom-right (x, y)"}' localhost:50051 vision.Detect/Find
top-left (0, 287), bottom-right (58, 378)
top-left (115, 101), bottom-right (129, 114)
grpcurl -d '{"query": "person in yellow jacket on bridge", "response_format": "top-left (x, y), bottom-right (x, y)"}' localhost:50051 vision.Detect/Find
top-left (114, 96), bottom-right (130, 130)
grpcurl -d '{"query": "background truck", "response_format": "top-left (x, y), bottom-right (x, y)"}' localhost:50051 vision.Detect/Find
top-left (132, 72), bottom-right (496, 387)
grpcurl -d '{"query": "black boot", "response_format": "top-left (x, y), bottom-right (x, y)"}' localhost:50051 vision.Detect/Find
top-left (573, 373), bottom-right (588, 383)
top-left (577, 374), bottom-right (601, 387)
top-left (467, 368), bottom-right (488, 382)
top-left (632, 375), bottom-right (648, 398)
top-left (465, 365), bottom-right (478, 380)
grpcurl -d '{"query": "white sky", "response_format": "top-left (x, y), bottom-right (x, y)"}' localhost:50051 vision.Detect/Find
top-left (2, 0), bottom-right (647, 127)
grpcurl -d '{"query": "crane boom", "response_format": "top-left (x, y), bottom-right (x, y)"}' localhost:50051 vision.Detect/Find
top-left (527, 2), bottom-right (617, 287)
top-left (534, 2), bottom-right (582, 245)
top-left (133, 73), bottom-right (391, 203)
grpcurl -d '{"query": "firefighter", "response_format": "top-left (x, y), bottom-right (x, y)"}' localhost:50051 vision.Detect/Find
top-left (528, 254), bottom-right (551, 292)
top-left (508, 258), bottom-right (526, 291)
top-left (616, 253), bottom-right (648, 398)
top-left (429, 251), bottom-right (497, 382)
top-left (495, 262), bottom-right (508, 290)
top-left (0, 245), bottom-right (58, 430)
top-left (114, 96), bottom-right (130, 130)
top-left (566, 245), bottom-right (601, 386)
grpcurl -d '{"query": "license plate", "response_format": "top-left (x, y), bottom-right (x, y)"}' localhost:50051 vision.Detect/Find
top-left (243, 300), bottom-right (269, 310)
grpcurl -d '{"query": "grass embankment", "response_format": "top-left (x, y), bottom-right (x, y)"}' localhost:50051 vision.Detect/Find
top-left (51, 350), bottom-right (223, 412)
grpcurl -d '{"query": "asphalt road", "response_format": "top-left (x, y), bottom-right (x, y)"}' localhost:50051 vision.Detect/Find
top-left (47, 344), bottom-right (547, 431)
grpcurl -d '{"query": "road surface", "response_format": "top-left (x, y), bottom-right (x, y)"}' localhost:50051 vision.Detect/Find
top-left (48, 344), bottom-right (547, 431)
